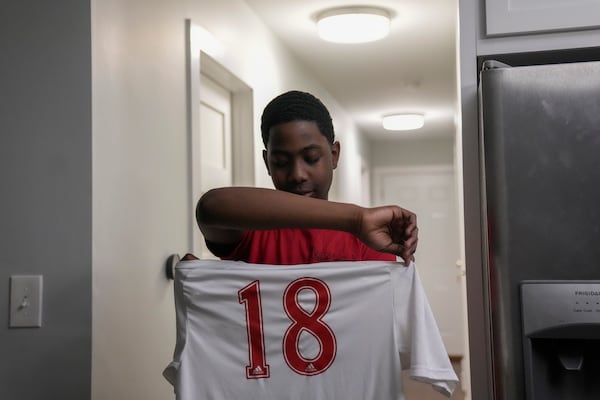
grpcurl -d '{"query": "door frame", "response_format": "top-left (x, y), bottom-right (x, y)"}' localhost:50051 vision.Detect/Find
top-left (186, 19), bottom-right (254, 254)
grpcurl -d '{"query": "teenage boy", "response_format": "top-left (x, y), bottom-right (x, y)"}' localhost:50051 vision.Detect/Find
top-left (196, 90), bottom-right (418, 265)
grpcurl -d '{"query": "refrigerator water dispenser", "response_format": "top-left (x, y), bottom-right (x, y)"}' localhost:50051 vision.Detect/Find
top-left (521, 281), bottom-right (600, 400)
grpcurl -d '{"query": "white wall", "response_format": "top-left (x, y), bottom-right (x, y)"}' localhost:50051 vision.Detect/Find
top-left (91, 0), bottom-right (365, 399)
top-left (370, 137), bottom-right (455, 170)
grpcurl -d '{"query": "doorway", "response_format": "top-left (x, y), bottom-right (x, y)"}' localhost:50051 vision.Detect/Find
top-left (186, 20), bottom-right (254, 257)
top-left (373, 165), bottom-right (465, 356)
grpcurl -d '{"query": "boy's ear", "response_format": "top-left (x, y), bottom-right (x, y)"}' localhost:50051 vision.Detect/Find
top-left (262, 149), bottom-right (271, 175)
top-left (331, 141), bottom-right (340, 169)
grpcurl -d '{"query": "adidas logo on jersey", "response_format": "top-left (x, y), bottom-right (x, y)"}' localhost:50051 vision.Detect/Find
top-left (305, 363), bottom-right (316, 373)
top-left (253, 366), bottom-right (264, 375)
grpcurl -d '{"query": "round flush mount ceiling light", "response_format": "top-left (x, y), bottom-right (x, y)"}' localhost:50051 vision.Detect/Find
top-left (316, 7), bottom-right (391, 44)
top-left (382, 113), bottom-right (425, 131)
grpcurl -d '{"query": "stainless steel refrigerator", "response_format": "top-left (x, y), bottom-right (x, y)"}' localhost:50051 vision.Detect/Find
top-left (478, 60), bottom-right (600, 400)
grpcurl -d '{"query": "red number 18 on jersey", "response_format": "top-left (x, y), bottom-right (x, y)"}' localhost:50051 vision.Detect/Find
top-left (238, 277), bottom-right (337, 379)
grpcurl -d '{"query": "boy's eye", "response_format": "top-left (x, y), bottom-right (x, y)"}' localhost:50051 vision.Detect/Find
top-left (305, 155), bottom-right (321, 164)
top-left (271, 157), bottom-right (289, 167)
top-left (304, 150), bottom-right (322, 164)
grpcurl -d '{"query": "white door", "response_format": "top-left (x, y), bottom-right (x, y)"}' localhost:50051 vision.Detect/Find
top-left (198, 73), bottom-right (232, 259)
top-left (374, 166), bottom-right (464, 355)
top-left (200, 73), bottom-right (232, 192)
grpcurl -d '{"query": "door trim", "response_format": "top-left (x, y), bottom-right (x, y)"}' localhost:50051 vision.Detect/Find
top-left (186, 19), bottom-right (254, 255)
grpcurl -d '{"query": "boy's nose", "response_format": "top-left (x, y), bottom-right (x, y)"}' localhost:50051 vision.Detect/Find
top-left (289, 160), bottom-right (308, 182)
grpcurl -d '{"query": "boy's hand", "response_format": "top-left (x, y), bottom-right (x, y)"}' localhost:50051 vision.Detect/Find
top-left (357, 206), bottom-right (418, 264)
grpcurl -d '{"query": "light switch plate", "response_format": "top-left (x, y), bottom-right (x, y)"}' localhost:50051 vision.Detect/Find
top-left (9, 275), bottom-right (43, 328)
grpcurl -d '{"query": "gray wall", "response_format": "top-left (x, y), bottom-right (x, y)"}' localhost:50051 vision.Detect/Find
top-left (0, 1), bottom-right (92, 399)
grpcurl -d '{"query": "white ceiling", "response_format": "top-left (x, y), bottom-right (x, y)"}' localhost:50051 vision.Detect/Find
top-left (244, 0), bottom-right (459, 142)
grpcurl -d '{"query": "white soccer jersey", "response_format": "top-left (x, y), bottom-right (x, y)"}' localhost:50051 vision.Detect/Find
top-left (163, 260), bottom-right (458, 400)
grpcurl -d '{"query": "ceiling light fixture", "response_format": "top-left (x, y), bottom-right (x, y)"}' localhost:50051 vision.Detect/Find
top-left (316, 7), bottom-right (391, 44)
top-left (382, 113), bottom-right (425, 131)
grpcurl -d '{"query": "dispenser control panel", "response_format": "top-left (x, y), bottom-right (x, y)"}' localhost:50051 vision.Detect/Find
top-left (521, 281), bottom-right (600, 336)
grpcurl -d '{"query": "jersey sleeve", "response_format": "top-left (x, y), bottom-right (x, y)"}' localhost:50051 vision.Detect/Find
top-left (392, 263), bottom-right (459, 397)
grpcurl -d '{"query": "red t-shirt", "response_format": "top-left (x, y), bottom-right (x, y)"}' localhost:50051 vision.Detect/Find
top-left (209, 228), bottom-right (396, 265)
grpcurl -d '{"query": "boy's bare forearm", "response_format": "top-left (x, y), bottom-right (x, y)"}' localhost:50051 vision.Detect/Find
top-left (197, 186), bottom-right (418, 262)
top-left (196, 187), bottom-right (362, 237)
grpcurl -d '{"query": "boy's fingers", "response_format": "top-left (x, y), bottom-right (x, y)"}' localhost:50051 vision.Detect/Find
top-left (181, 253), bottom-right (199, 260)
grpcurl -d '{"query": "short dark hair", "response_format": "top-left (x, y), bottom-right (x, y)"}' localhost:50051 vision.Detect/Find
top-left (260, 90), bottom-right (335, 148)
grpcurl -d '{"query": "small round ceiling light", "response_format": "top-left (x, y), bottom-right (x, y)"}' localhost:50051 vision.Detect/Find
top-left (382, 113), bottom-right (425, 131)
top-left (317, 7), bottom-right (391, 44)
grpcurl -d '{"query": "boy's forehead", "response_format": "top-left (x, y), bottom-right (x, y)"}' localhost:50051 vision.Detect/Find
top-left (267, 120), bottom-right (328, 148)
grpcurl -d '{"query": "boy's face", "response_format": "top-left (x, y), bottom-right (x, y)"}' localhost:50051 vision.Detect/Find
top-left (263, 120), bottom-right (340, 200)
